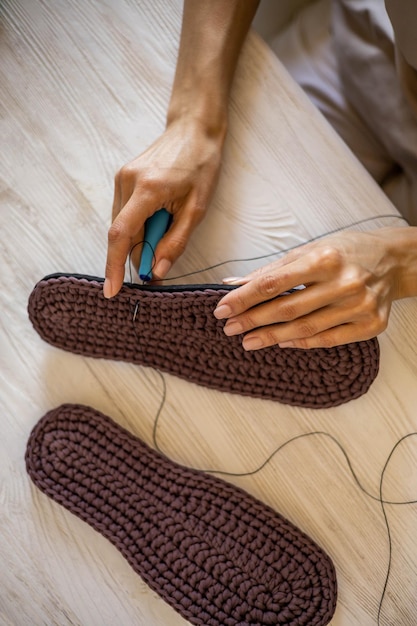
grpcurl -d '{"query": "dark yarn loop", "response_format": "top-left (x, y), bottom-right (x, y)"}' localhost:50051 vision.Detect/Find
top-left (27, 273), bottom-right (380, 408)
top-left (25, 404), bottom-right (338, 626)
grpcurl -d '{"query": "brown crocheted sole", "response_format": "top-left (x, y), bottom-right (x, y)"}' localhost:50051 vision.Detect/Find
top-left (27, 273), bottom-right (380, 408)
top-left (26, 404), bottom-right (337, 626)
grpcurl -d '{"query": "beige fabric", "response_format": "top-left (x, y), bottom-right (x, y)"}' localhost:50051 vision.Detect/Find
top-left (269, 0), bottom-right (417, 224)
top-left (386, 0), bottom-right (417, 114)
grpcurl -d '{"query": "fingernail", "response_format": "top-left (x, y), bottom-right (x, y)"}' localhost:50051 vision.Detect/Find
top-left (279, 341), bottom-right (295, 348)
top-left (214, 304), bottom-right (232, 319)
top-left (222, 276), bottom-right (244, 285)
top-left (223, 320), bottom-right (243, 336)
top-left (153, 258), bottom-right (172, 279)
top-left (242, 336), bottom-right (264, 351)
top-left (103, 278), bottom-right (113, 298)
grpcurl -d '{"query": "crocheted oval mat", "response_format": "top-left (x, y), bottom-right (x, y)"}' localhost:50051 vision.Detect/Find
top-left (28, 273), bottom-right (380, 408)
top-left (26, 404), bottom-right (338, 626)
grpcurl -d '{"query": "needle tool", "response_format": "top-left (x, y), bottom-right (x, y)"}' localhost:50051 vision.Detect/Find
top-left (139, 208), bottom-right (171, 282)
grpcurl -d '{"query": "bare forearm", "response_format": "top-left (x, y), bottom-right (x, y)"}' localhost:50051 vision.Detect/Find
top-left (105, 1), bottom-right (259, 296)
top-left (167, 0), bottom-right (260, 137)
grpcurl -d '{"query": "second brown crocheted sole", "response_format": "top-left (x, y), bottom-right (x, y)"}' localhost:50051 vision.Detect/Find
top-left (26, 403), bottom-right (337, 625)
top-left (27, 273), bottom-right (380, 408)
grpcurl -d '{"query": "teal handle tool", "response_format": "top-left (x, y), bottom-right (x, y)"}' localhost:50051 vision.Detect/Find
top-left (139, 208), bottom-right (171, 282)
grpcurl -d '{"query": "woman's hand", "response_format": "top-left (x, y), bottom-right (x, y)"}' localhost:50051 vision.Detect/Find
top-left (214, 228), bottom-right (416, 349)
top-left (103, 118), bottom-right (224, 298)
top-left (103, 0), bottom-right (261, 298)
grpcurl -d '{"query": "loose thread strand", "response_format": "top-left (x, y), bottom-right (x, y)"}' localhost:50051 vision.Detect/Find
top-left (128, 213), bottom-right (407, 283)
top-left (148, 367), bottom-right (416, 626)
top-left (128, 215), bottom-right (415, 625)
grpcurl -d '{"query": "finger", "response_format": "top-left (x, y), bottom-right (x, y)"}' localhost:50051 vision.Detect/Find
top-left (214, 260), bottom-right (312, 320)
top-left (112, 163), bottom-right (141, 221)
top-left (151, 200), bottom-right (205, 280)
top-left (240, 304), bottom-right (377, 351)
top-left (222, 287), bottom-right (307, 336)
top-left (276, 323), bottom-right (379, 349)
top-left (106, 171), bottom-right (141, 295)
top-left (214, 244), bottom-right (348, 320)
top-left (223, 280), bottom-right (355, 336)
top-left (104, 195), bottom-right (153, 297)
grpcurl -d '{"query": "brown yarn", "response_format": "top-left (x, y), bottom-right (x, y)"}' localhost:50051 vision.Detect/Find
top-left (25, 403), bottom-right (338, 626)
top-left (27, 273), bottom-right (380, 408)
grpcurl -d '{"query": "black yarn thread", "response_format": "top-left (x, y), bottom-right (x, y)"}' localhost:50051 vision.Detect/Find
top-left (128, 213), bottom-right (407, 284)
top-left (129, 212), bottom-right (414, 625)
top-left (129, 317), bottom-right (416, 626)
top-left (146, 369), bottom-right (416, 626)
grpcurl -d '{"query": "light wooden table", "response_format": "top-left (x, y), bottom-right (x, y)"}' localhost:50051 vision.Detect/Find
top-left (1, 1), bottom-right (416, 625)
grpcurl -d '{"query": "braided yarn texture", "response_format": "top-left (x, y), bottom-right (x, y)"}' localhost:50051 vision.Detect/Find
top-left (27, 274), bottom-right (380, 408)
top-left (26, 404), bottom-right (338, 626)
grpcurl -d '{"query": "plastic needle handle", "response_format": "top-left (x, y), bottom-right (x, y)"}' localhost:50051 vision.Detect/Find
top-left (139, 208), bottom-right (171, 282)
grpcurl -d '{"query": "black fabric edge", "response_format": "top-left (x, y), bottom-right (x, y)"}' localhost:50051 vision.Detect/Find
top-left (38, 272), bottom-right (238, 293)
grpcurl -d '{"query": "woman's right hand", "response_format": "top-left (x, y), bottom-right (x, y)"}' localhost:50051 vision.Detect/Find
top-left (103, 116), bottom-right (225, 298)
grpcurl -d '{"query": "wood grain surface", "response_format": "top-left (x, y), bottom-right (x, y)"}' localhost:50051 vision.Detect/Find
top-left (1, 1), bottom-right (416, 625)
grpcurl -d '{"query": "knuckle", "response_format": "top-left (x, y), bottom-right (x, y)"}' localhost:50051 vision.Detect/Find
top-left (170, 231), bottom-right (187, 249)
top-left (362, 292), bottom-right (379, 314)
top-left (108, 220), bottom-right (129, 245)
top-left (228, 286), bottom-right (255, 314)
top-left (277, 300), bottom-right (298, 321)
top-left (192, 203), bottom-right (207, 224)
top-left (315, 334), bottom-right (336, 348)
top-left (296, 319), bottom-right (317, 338)
top-left (346, 279), bottom-right (365, 299)
top-left (233, 289), bottom-right (249, 311)
top-left (357, 289), bottom-right (382, 324)
top-left (264, 327), bottom-right (280, 346)
top-left (318, 246), bottom-right (343, 272)
top-left (116, 161), bottom-right (139, 180)
top-left (258, 273), bottom-right (279, 297)
top-left (115, 163), bottom-right (134, 184)
top-left (175, 241), bottom-right (187, 257)
top-left (167, 233), bottom-right (187, 257)
top-left (368, 310), bottom-right (388, 336)
top-left (341, 268), bottom-right (366, 297)
top-left (191, 198), bottom-right (206, 214)
top-left (115, 162), bottom-right (150, 193)
top-left (241, 312), bottom-right (257, 331)
top-left (296, 338), bottom-right (312, 349)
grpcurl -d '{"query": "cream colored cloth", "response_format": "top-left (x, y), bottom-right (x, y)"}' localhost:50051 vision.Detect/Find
top-left (269, 0), bottom-right (417, 224)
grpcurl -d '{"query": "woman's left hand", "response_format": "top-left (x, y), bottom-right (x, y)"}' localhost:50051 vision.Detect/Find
top-left (213, 229), bottom-right (406, 349)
